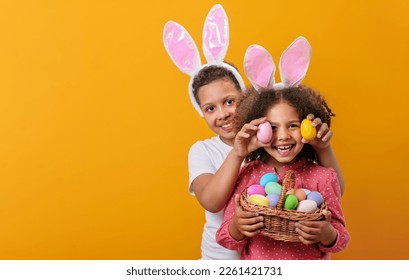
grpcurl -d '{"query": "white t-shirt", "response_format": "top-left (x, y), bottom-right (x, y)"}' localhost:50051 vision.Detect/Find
top-left (188, 136), bottom-right (240, 260)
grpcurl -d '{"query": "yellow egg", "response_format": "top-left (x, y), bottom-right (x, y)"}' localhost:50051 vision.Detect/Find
top-left (248, 194), bottom-right (270, 206)
top-left (301, 119), bottom-right (317, 141)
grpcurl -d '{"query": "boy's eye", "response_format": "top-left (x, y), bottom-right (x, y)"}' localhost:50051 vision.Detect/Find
top-left (206, 106), bottom-right (215, 112)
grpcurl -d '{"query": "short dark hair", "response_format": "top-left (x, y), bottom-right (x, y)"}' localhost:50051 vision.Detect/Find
top-left (191, 64), bottom-right (241, 105)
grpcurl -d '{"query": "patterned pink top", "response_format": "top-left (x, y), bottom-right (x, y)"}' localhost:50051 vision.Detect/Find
top-left (216, 158), bottom-right (350, 260)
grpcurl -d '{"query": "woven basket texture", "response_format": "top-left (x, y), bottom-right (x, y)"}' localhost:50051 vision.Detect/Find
top-left (240, 170), bottom-right (326, 242)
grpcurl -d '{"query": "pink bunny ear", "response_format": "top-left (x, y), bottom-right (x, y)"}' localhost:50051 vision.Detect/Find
top-left (202, 4), bottom-right (229, 64)
top-left (244, 45), bottom-right (276, 91)
top-left (163, 21), bottom-right (201, 76)
top-left (279, 36), bottom-right (312, 87)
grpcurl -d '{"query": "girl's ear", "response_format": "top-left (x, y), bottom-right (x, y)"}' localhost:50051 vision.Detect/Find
top-left (202, 4), bottom-right (229, 64)
top-left (279, 36), bottom-right (312, 87)
top-left (163, 21), bottom-right (201, 77)
top-left (244, 44), bottom-right (276, 92)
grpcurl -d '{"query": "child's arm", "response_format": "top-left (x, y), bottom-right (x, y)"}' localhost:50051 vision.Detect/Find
top-left (216, 169), bottom-right (262, 251)
top-left (294, 169), bottom-right (350, 252)
top-left (229, 195), bottom-right (264, 240)
top-left (303, 114), bottom-right (345, 195)
top-left (295, 210), bottom-right (338, 246)
top-left (190, 118), bottom-right (267, 213)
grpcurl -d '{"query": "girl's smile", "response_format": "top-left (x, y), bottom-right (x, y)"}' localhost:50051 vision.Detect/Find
top-left (263, 101), bottom-right (304, 172)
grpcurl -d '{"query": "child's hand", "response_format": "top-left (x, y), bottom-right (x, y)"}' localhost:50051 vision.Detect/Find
top-left (230, 195), bottom-right (264, 240)
top-left (234, 117), bottom-right (269, 158)
top-left (294, 210), bottom-right (337, 246)
top-left (301, 114), bottom-right (332, 150)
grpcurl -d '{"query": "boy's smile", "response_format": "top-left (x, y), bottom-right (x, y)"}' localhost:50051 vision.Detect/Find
top-left (197, 80), bottom-right (241, 146)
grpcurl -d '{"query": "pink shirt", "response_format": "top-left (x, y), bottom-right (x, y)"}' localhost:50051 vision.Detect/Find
top-left (216, 158), bottom-right (350, 260)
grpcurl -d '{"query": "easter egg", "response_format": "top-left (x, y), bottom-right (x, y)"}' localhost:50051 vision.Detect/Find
top-left (300, 188), bottom-right (311, 195)
top-left (307, 191), bottom-right (323, 206)
top-left (247, 184), bottom-right (266, 196)
top-left (283, 194), bottom-right (298, 210)
top-left (296, 200), bottom-right (318, 213)
top-left (287, 189), bottom-right (307, 201)
top-left (259, 173), bottom-right (278, 186)
top-left (257, 122), bottom-right (273, 143)
top-left (248, 194), bottom-right (270, 206)
top-left (266, 193), bottom-right (280, 207)
top-left (265, 182), bottom-right (282, 195)
top-left (301, 119), bottom-right (317, 141)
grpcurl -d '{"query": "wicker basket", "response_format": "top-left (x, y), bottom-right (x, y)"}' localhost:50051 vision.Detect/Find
top-left (240, 170), bottom-right (327, 242)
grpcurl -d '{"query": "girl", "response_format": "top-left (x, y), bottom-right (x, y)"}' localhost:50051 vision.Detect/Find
top-left (164, 5), bottom-right (344, 259)
top-left (216, 85), bottom-right (350, 259)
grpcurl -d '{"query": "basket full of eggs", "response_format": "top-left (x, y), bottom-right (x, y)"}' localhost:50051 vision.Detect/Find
top-left (239, 170), bottom-right (327, 242)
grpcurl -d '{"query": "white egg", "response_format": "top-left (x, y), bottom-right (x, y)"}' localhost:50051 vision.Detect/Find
top-left (296, 200), bottom-right (318, 213)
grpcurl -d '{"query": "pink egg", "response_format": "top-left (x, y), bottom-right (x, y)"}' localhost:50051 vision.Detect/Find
top-left (257, 122), bottom-right (273, 143)
top-left (247, 184), bottom-right (266, 196)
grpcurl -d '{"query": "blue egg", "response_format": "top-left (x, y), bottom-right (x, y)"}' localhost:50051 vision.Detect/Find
top-left (260, 173), bottom-right (278, 186)
top-left (307, 191), bottom-right (323, 206)
top-left (266, 193), bottom-right (280, 207)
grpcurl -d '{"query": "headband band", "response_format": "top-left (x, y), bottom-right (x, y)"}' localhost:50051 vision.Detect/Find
top-left (244, 36), bottom-right (312, 92)
top-left (163, 4), bottom-right (245, 116)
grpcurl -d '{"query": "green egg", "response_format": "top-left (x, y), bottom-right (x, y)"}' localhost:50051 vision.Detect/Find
top-left (265, 182), bottom-right (282, 195)
top-left (283, 194), bottom-right (298, 210)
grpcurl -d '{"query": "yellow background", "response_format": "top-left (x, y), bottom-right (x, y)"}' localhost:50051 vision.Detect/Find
top-left (0, 0), bottom-right (408, 259)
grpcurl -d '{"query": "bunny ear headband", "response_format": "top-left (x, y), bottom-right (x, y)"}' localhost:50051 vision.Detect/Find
top-left (244, 36), bottom-right (312, 92)
top-left (163, 4), bottom-right (245, 116)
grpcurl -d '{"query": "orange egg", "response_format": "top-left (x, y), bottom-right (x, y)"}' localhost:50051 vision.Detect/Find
top-left (286, 189), bottom-right (307, 201)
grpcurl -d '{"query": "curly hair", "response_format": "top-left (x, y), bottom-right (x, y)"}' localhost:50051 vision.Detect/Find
top-left (234, 85), bottom-right (335, 163)
top-left (191, 64), bottom-right (241, 105)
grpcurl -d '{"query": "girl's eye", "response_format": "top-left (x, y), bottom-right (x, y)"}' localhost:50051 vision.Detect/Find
top-left (289, 124), bottom-right (300, 129)
top-left (226, 99), bottom-right (234, 105)
top-left (271, 125), bottom-right (277, 132)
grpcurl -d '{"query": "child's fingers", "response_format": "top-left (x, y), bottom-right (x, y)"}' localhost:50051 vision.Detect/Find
top-left (297, 233), bottom-right (317, 245)
top-left (236, 130), bottom-right (251, 139)
top-left (251, 117), bottom-right (267, 125)
top-left (240, 123), bottom-right (259, 135)
top-left (241, 229), bottom-right (262, 238)
top-left (237, 215), bottom-right (263, 225)
top-left (323, 209), bottom-right (332, 222)
top-left (295, 223), bottom-right (320, 244)
top-left (311, 117), bottom-right (322, 127)
top-left (306, 114), bottom-right (315, 120)
top-left (234, 195), bottom-right (261, 224)
top-left (320, 130), bottom-right (333, 142)
top-left (234, 195), bottom-right (258, 216)
top-left (296, 221), bottom-right (322, 230)
top-left (240, 224), bottom-right (264, 237)
top-left (316, 122), bottom-right (328, 138)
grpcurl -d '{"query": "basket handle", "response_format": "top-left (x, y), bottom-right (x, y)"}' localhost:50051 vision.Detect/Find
top-left (276, 170), bottom-right (295, 210)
